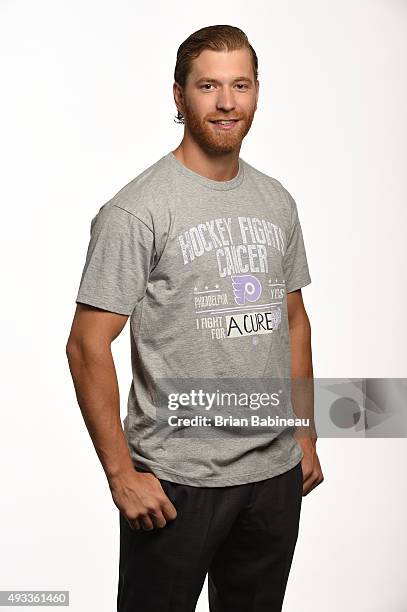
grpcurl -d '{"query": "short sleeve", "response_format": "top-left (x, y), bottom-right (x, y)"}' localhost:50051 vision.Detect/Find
top-left (282, 190), bottom-right (312, 293)
top-left (75, 203), bottom-right (155, 315)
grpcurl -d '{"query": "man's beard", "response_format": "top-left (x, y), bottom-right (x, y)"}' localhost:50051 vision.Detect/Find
top-left (182, 102), bottom-right (256, 155)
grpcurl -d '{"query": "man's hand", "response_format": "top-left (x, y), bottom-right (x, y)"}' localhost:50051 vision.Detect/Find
top-left (297, 438), bottom-right (324, 496)
top-left (287, 291), bottom-right (322, 496)
top-left (109, 469), bottom-right (178, 531)
top-left (66, 305), bottom-right (178, 532)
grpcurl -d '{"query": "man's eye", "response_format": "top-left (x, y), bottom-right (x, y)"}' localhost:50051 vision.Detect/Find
top-left (200, 83), bottom-right (248, 91)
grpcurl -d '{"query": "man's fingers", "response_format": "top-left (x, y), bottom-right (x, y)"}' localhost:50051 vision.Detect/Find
top-left (126, 517), bottom-right (141, 530)
top-left (162, 499), bottom-right (178, 522)
top-left (304, 479), bottom-right (322, 496)
top-left (148, 494), bottom-right (178, 528)
top-left (303, 473), bottom-right (324, 496)
top-left (149, 510), bottom-right (167, 529)
top-left (120, 478), bottom-right (178, 531)
top-left (127, 513), bottom-right (164, 531)
top-left (140, 514), bottom-right (155, 531)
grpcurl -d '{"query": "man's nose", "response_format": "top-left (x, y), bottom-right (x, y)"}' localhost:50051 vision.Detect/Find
top-left (215, 87), bottom-right (236, 111)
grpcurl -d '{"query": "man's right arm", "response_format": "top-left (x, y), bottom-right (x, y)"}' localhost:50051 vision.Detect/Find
top-left (65, 303), bottom-right (177, 531)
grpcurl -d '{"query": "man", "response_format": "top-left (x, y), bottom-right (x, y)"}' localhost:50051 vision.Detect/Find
top-left (66, 24), bottom-right (323, 612)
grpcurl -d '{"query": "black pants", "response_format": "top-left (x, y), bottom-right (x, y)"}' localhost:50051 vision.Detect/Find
top-left (117, 461), bottom-right (303, 612)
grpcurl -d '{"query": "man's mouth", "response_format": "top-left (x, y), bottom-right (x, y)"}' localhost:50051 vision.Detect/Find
top-left (209, 119), bottom-right (239, 124)
top-left (209, 119), bottom-right (240, 130)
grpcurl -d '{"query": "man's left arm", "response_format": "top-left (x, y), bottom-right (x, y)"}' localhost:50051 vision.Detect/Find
top-left (287, 289), bottom-right (324, 495)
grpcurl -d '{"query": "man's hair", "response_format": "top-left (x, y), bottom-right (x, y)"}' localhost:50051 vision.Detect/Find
top-left (173, 25), bottom-right (258, 124)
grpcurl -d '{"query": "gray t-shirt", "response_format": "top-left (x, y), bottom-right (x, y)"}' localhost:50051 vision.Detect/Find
top-left (75, 151), bottom-right (311, 486)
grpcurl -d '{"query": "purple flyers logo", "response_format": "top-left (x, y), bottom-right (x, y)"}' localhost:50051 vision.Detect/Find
top-left (231, 274), bottom-right (262, 305)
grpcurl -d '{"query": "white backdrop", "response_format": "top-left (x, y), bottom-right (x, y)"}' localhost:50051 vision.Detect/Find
top-left (1, 1), bottom-right (406, 610)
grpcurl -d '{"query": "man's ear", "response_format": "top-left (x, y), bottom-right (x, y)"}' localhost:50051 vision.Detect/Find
top-left (173, 81), bottom-right (184, 116)
top-left (255, 80), bottom-right (259, 110)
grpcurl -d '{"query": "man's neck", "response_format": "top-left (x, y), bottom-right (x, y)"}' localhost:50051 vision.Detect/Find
top-left (171, 141), bottom-right (241, 182)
